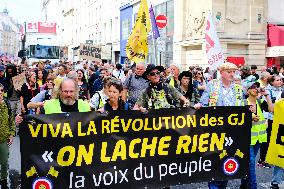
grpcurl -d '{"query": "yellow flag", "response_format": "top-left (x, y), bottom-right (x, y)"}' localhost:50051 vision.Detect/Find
top-left (26, 166), bottom-right (37, 178)
top-left (126, 0), bottom-right (151, 63)
top-left (48, 166), bottom-right (59, 178)
top-left (266, 99), bottom-right (284, 168)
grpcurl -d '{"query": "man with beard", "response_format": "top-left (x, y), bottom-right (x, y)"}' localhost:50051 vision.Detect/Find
top-left (42, 78), bottom-right (90, 114)
top-left (15, 79), bottom-right (91, 137)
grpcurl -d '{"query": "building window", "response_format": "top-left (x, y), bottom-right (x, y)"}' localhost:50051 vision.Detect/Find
top-left (122, 19), bottom-right (130, 40)
top-left (258, 14), bottom-right (262, 24)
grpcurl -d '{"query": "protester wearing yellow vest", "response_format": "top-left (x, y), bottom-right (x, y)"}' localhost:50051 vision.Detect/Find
top-left (240, 77), bottom-right (273, 189)
top-left (43, 78), bottom-right (90, 114)
top-left (194, 62), bottom-right (243, 189)
top-left (165, 64), bottom-right (180, 89)
top-left (90, 77), bottom-right (111, 111)
top-left (257, 71), bottom-right (270, 88)
top-left (15, 79), bottom-right (90, 125)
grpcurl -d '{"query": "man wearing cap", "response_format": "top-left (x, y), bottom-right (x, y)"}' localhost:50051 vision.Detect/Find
top-left (240, 65), bottom-right (251, 80)
top-left (134, 64), bottom-right (189, 111)
top-left (251, 65), bottom-right (259, 81)
top-left (194, 62), bottom-right (245, 189)
top-left (240, 76), bottom-right (273, 189)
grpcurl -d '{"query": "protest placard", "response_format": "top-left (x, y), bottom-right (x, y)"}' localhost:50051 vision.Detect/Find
top-left (12, 72), bottom-right (26, 91)
top-left (79, 43), bottom-right (101, 61)
top-left (266, 99), bottom-right (284, 168)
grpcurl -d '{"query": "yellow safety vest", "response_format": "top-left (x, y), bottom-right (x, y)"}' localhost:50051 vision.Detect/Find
top-left (208, 79), bottom-right (243, 107)
top-left (169, 77), bottom-right (175, 87)
top-left (44, 99), bottom-right (90, 114)
top-left (244, 99), bottom-right (267, 145)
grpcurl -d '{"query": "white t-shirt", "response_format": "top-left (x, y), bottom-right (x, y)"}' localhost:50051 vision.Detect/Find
top-left (113, 69), bottom-right (125, 82)
top-left (90, 90), bottom-right (108, 110)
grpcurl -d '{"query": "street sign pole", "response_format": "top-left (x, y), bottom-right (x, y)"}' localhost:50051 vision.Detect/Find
top-left (152, 32), bottom-right (158, 66)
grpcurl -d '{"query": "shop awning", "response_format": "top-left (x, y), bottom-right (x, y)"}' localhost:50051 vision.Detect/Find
top-left (267, 24), bottom-right (284, 57)
top-left (226, 57), bottom-right (245, 67)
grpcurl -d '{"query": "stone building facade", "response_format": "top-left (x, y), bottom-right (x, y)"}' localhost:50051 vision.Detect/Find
top-left (173, 0), bottom-right (267, 69)
top-left (0, 9), bottom-right (20, 57)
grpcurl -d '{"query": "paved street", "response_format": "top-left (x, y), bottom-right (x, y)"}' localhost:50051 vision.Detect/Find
top-left (8, 135), bottom-right (283, 189)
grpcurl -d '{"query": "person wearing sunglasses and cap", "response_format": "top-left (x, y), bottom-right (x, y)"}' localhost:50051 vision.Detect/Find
top-left (133, 64), bottom-right (190, 112)
top-left (194, 62), bottom-right (245, 189)
top-left (240, 76), bottom-right (273, 189)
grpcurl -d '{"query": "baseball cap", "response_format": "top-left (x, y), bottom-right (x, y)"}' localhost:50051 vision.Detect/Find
top-left (251, 65), bottom-right (257, 69)
top-left (243, 75), bottom-right (260, 92)
top-left (240, 65), bottom-right (251, 72)
top-left (218, 62), bottom-right (238, 71)
top-left (0, 65), bottom-right (5, 71)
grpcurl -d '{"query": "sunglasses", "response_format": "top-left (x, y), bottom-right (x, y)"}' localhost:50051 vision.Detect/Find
top-left (149, 71), bottom-right (161, 76)
top-left (249, 85), bottom-right (259, 90)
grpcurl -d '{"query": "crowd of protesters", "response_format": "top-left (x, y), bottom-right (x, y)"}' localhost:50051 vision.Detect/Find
top-left (0, 58), bottom-right (284, 189)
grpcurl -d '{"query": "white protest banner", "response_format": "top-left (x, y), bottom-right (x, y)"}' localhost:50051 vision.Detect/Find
top-left (205, 12), bottom-right (224, 70)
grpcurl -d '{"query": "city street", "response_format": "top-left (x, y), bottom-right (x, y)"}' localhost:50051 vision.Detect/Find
top-left (8, 135), bottom-right (284, 189)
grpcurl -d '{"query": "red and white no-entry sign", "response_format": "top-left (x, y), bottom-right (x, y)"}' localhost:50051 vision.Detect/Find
top-left (156, 14), bottom-right (167, 29)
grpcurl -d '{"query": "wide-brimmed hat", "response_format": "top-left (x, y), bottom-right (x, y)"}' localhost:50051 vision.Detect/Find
top-left (142, 64), bottom-right (164, 80)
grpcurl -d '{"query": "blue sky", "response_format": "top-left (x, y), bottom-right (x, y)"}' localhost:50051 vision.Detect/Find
top-left (0, 0), bottom-right (43, 23)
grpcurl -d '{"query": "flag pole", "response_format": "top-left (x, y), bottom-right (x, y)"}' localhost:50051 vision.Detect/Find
top-left (149, 3), bottom-right (159, 66)
top-left (152, 30), bottom-right (158, 66)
